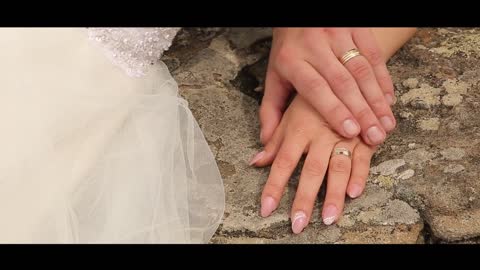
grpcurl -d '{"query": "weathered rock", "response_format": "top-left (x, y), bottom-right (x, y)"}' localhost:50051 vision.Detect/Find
top-left (388, 28), bottom-right (480, 242)
top-left (370, 159), bottom-right (406, 176)
top-left (443, 164), bottom-right (465, 174)
top-left (440, 147), bottom-right (466, 161)
top-left (400, 84), bottom-right (442, 109)
top-left (164, 27), bottom-right (480, 243)
top-left (402, 78), bottom-right (419, 89)
top-left (403, 148), bottom-right (437, 166)
top-left (397, 169), bottom-right (415, 180)
top-left (418, 118), bottom-right (441, 131)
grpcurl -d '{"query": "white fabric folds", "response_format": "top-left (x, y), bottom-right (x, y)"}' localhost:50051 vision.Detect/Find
top-left (0, 28), bottom-right (224, 243)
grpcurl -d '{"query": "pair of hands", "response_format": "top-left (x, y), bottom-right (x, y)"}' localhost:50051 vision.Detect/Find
top-left (251, 28), bottom-right (396, 233)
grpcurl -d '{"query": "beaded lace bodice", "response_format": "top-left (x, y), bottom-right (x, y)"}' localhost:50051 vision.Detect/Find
top-left (87, 28), bottom-right (180, 77)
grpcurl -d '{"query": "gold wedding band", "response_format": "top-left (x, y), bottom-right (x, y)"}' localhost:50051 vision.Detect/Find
top-left (332, 147), bottom-right (352, 159)
top-left (339, 49), bottom-right (361, 65)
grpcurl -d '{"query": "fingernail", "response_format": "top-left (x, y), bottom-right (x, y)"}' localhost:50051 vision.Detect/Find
top-left (380, 116), bottom-right (395, 132)
top-left (348, 183), bottom-right (363, 198)
top-left (366, 126), bottom-right (385, 145)
top-left (343, 119), bottom-right (360, 137)
top-left (322, 205), bottom-right (338, 226)
top-left (385, 94), bottom-right (396, 105)
top-left (249, 151), bottom-right (265, 166)
top-left (291, 211), bottom-right (308, 234)
top-left (260, 196), bottom-right (277, 217)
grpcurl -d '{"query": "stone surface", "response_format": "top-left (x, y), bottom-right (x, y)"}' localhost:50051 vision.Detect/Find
top-left (164, 28), bottom-right (480, 243)
top-left (418, 118), bottom-right (440, 131)
top-left (443, 164), bottom-right (465, 174)
top-left (398, 169), bottom-right (415, 180)
top-left (370, 159), bottom-right (406, 176)
top-left (440, 147), bottom-right (466, 161)
top-left (402, 78), bottom-right (419, 89)
top-left (400, 84), bottom-right (442, 109)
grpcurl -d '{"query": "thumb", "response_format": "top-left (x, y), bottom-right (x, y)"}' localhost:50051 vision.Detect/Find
top-left (249, 120), bottom-right (284, 168)
top-left (259, 70), bottom-right (291, 145)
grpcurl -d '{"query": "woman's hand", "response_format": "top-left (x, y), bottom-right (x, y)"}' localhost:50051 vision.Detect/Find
top-left (259, 28), bottom-right (396, 147)
top-left (251, 95), bottom-right (376, 233)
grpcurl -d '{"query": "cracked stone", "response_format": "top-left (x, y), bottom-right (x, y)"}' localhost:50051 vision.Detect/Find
top-left (165, 27), bottom-right (480, 244)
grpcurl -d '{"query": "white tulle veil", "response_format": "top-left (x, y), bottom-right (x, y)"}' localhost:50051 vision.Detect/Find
top-left (0, 28), bottom-right (225, 243)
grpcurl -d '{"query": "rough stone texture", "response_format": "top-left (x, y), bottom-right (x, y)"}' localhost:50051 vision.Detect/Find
top-left (163, 28), bottom-right (480, 243)
top-left (418, 117), bottom-right (440, 131)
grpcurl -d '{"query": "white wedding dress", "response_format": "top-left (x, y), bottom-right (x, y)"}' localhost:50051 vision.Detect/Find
top-left (0, 28), bottom-right (225, 243)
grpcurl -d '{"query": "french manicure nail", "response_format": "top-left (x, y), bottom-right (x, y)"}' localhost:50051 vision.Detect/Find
top-left (260, 196), bottom-right (277, 217)
top-left (366, 126), bottom-right (385, 145)
top-left (348, 183), bottom-right (363, 199)
top-left (343, 119), bottom-right (360, 137)
top-left (249, 150), bottom-right (265, 166)
top-left (380, 116), bottom-right (395, 132)
top-left (323, 205), bottom-right (338, 225)
top-left (291, 211), bottom-right (307, 234)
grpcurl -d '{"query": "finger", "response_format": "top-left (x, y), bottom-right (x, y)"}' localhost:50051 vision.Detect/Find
top-left (281, 60), bottom-right (361, 139)
top-left (322, 141), bottom-right (356, 225)
top-left (259, 69), bottom-right (292, 145)
top-left (347, 142), bottom-right (376, 199)
top-left (331, 37), bottom-right (396, 133)
top-left (306, 47), bottom-right (386, 145)
top-left (250, 118), bottom-right (286, 168)
top-left (353, 28), bottom-right (396, 105)
top-left (260, 130), bottom-right (308, 217)
top-left (290, 139), bottom-right (333, 234)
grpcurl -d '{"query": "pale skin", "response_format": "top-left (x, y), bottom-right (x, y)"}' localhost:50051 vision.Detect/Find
top-left (251, 28), bottom-right (417, 233)
top-left (259, 28), bottom-right (417, 147)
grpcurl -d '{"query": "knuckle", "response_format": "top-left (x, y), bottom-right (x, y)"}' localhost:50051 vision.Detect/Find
top-left (325, 103), bottom-right (346, 120)
top-left (264, 135), bottom-right (281, 153)
top-left (291, 125), bottom-right (308, 137)
top-left (296, 72), bottom-right (326, 94)
top-left (329, 157), bottom-right (351, 174)
top-left (323, 28), bottom-right (343, 38)
top-left (326, 190), bottom-right (344, 202)
top-left (349, 176), bottom-right (367, 186)
top-left (369, 96), bottom-right (389, 112)
top-left (276, 47), bottom-right (295, 65)
top-left (354, 153), bottom-right (371, 167)
top-left (273, 153), bottom-right (297, 171)
top-left (363, 47), bottom-right (384, 65)
top-left (378, 74), bottom-right (395, 92)
top-left (263, 181), bottom-right (285, 199)
top-left (259, 103), bottom-right (270, 118)
top-left (304, 158), bottom-right (327, 177)
top-left (293, 196), bottom-right (316, 212)
top-left (289, 116), bottom-right (316, 134)
top-left (302, 32), bottom-right (320, 51)
top-left (349, 59), bottom-right (372, 80)
top-left (355, 106), bottom-right (374, 124)
top-left (330, 70), bottom-right (354, 90)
